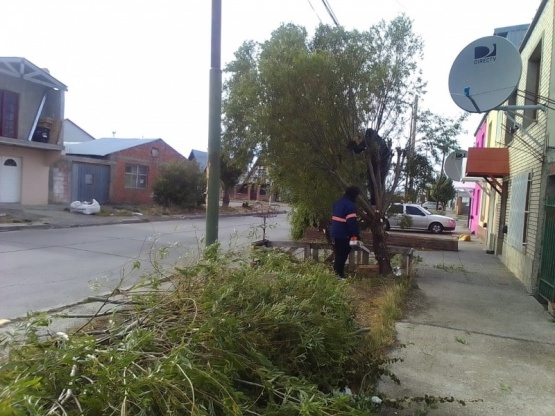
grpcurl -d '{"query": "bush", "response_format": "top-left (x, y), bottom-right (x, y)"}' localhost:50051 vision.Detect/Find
top-left (152, 161), bottom-right (206, 208)
top-left (289, 204), bottom-right (325, 240)
top-left (0, 247), bottom-right (391, 415)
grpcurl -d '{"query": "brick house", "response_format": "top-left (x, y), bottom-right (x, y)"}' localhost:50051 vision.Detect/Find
top-left (0, 57), bottom-right (67, 204)
top-left (54, 138), bottom-right (186, 205)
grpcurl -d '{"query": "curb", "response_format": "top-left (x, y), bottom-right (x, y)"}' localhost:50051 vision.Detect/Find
top-left (0, 210), bottom-right (288, 233)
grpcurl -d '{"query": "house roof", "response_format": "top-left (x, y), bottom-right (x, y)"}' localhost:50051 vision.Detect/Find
top-left (188, 149), bottom-right (208, 170)
top-left (62, 119), bottom-right (96, 143)
top-left (65, 138), bottom-right (159, 156)
top-left (0, 57), bottom-right (68, 91)
top-left (493, 24), bottom-right (530, 48)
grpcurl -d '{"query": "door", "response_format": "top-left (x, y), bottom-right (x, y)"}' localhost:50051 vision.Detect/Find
top-left (539, 197), bottom-right (555, 302)
top-left (387, 204), bottom-right (404, 228)
top-left (71, 163), bottom-right (110, 204)
top-left (405, 205), bottom-right (428, 229)
top-left (0, 156), bottom-right (22, 203)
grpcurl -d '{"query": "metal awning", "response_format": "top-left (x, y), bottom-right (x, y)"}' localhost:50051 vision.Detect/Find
top-left (465, 147), bottom-right (509, 195)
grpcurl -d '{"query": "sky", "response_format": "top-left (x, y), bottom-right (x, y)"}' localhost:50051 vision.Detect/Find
top-left (3, 0), bottom-right (543, 156)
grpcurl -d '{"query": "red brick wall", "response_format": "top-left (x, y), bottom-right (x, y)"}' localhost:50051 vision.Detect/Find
top-left (111, 139), bottom-right (186, 205)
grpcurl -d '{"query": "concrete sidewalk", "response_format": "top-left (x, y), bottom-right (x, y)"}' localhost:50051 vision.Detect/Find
top-left (379, 240), bottom-right (555, 415)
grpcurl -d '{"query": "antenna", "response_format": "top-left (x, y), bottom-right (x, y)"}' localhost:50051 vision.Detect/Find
top-left (448, 36), bottom-right (522, 113)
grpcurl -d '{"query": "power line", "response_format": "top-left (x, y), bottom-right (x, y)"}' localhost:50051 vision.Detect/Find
top-left (321, 0), bottom-right (340, 27)
top-left (306, 0), bottom-right (323, 24)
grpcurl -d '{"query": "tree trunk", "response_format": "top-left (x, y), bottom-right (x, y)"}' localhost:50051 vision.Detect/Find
top-left (369, 219), bottom-right (392, 275)
top-left (222, 187), bottom-right (231, 207)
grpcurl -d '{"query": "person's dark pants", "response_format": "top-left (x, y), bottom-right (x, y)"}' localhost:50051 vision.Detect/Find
top-left (333, 238), bottom-right (351, 278)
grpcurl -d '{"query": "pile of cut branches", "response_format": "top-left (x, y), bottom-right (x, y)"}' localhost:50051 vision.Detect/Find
top-left (0, 245), bottom-right (398, 415)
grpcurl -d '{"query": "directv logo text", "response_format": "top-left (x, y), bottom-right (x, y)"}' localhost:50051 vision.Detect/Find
top-left (474, 43), bottom-right (497, 64)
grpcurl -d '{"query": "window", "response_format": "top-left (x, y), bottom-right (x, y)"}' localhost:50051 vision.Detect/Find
top-left (504, 91), bottom-right (517, 145)
top-left (4, 158), bottom-right (17, 167)
top-left (523, 175), bottom-right (532, 245)
top-left (406, 206), bottom-right (425, 216)
top-left (523, 41), bottom-right (542, 128)
top-left (480, 188), bottom-right (487, 222)
top-left (125, 164), bottom-right (148, 189)
top-left (388, 204), bottom-right (403, 215)
top-left (151, 148), bottom-right (159, 157)
top-left (0, 90), bottom-right (19, 139)
top-left (507, 171), bottom-right (531, 249)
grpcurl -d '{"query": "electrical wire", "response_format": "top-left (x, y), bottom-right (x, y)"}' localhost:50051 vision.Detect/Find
top-left (306, 0), bottom-right (323, 24)
top-left (514, 89), bottom-right (555, 111)
top-left (321, 0), bottom-right (340, 27)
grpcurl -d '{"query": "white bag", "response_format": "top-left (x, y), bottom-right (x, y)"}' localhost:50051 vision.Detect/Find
top-left (69, 199), bottom-right (101, 215)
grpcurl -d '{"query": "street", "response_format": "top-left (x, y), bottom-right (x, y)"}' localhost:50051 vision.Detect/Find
top-left (0, 214), bottom-right (291, 319)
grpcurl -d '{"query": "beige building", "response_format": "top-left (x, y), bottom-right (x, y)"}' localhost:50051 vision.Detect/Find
top-left (467, 0), bottom-right (555, 307)
top-left (0, 57), bottom-right (67, 204)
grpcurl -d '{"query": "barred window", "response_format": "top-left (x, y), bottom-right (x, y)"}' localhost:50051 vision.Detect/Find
top-left (125, 165), bottom-right (148, 189)
top-left (507, 171), bottom-right (531, 249)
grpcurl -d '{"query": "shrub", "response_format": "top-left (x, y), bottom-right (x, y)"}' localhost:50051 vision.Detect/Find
top-left (152, 161), bottom-right (206, 208)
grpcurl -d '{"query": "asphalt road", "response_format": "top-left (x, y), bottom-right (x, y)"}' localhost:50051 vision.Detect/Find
top-left (0, 214), bottom-right (291, 319)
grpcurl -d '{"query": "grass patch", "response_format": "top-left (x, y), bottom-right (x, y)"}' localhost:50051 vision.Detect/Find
top-left (0, 214), bottom-right (27, 224)
top-left (349, 276), bottom-right (409, 354)
top-left (98, 206), bottom-right (136, 217)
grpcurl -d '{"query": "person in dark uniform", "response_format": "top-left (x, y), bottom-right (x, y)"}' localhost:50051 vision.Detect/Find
top-left (330, 186), bottom-right (360, 279)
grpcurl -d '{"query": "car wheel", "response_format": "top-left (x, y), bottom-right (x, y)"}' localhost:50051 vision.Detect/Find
top-left (383, 220), bottom-right (390, 231)
top-left (429, 222), bottom-right (444, 234)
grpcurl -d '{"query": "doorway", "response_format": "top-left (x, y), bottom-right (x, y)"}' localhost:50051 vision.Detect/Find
top-left (0, 156), bottom-right (22, 203)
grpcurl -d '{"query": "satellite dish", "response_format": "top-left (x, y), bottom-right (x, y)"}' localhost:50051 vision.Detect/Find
top-left (445, 150), bottom-right (468, 182)
top-left (448, 36), bottom-right (522, 113)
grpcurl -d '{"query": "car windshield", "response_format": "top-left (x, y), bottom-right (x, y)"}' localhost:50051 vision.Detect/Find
top-left (421, 207), bottom-right (432, 215)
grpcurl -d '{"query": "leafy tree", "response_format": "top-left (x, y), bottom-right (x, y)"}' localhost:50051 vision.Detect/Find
top-left (220, 155), bottom-right (243, 207)
top-left (222, 16), bottom-right (425, 274)
top-left (418, 111), bottom-right (468, 178)
top-left (153, 161), bottom-right (206, 208)
top-left (430, 176), bottom-right (456, 208)
top-left (405, 152), bottom-right (435, 202)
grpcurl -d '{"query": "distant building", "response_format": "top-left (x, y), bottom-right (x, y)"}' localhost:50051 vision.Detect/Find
top-left (0, 57), bottom-right (67, 204)
top-left (51, 138), bottom-right (186, 205)
top-left (188, 149), bottom-right (208, 171)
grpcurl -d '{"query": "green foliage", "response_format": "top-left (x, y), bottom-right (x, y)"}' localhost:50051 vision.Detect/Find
top-left (417, 111), bottom-right (468, 178)
top-left (405, 153), bottom-right (435, 199)
top-left (152, 161), bottom-right (206, 208)
top-left (222, 17), bottom-right (425, 251)
top-left (430, 177), bottom-right (456, 208)
top-left (0, 249), bottom-right (392, 415)
top-left (398, 214), bottom-right (413, 230)
top-left (289, 200), bottom-right (333, 241)
top-left (220, 155), bottom-right (244, 206)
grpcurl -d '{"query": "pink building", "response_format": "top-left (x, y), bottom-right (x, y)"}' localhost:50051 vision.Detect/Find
top-left (468, 118), bottom-right (487, 237)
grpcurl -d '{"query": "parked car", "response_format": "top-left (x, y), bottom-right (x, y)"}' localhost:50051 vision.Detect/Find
top-left (421, 200), bottom-right (443, 211)
top-left (384, 203), bottom-right (456, 234)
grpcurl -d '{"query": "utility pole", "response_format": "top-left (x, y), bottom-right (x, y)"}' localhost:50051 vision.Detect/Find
top-left (405, 95), bottom-right (418, 201)
top-left (205, 0), bottom-right (222, 246)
